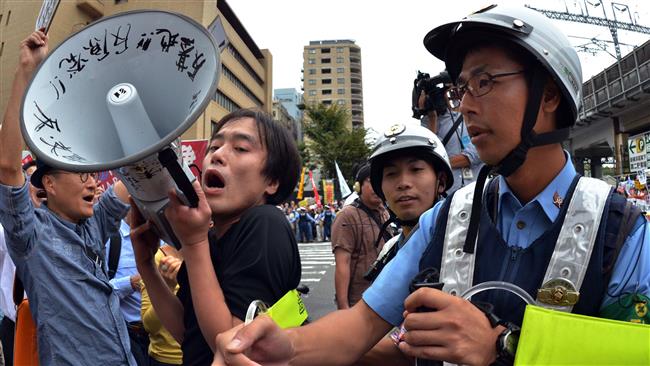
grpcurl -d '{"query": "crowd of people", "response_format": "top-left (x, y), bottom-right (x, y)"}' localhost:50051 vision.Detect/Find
top-left (0, 4), bottom-right (648, 366)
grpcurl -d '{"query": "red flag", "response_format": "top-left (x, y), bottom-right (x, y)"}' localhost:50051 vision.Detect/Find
top-left (308, 170), bottom-right (321, 206)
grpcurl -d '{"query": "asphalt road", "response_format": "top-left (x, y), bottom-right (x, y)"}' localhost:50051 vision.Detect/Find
top-left (297, 241), bottom-right (337, 321)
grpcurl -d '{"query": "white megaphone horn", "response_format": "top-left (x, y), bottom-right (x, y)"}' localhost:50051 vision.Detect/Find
top-left (20, 10), bottom-right (221, 248)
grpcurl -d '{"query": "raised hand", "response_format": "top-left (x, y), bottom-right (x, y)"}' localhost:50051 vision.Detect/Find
top-left (164, 180), bottom-right (212, 247)
top-left (19, 29), bottom-right (48, 74)
top-left (129, 199), bottom-right (161, 268)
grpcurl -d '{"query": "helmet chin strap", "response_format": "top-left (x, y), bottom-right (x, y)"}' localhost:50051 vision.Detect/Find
top-left (462, 64), bottom-right (569, 254)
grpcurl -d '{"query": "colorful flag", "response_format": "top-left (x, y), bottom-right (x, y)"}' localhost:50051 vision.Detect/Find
top-left (297, 167), bottom-right (306, 200)
top-left (323, 179), bottom-right (335, 204)
top-left (309, 170), bottom-right (321, 206)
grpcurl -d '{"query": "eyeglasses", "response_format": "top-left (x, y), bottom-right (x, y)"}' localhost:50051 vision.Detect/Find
top-left (50, 170), bottom-right (99, 184)
top-left (446, 70), bottom-right (527, 109)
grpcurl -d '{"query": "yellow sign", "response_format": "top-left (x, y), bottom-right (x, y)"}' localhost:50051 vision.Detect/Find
top-left (266, 289), bottom-right (308, 329)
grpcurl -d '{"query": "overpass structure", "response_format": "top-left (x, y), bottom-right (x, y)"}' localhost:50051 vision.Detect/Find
top-left (568, 38), bottom-right (650, 178)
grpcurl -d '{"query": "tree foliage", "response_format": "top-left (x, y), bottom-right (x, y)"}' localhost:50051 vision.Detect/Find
top-left (302, 103), bottom-right (371, 188)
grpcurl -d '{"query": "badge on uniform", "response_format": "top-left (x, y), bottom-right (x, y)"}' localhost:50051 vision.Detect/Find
top-left (537, 278), bottom-right (579, 306)
top-left (553, 191), bottom-right (563, 209)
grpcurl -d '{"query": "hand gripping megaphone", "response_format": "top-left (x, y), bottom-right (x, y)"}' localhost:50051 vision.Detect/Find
top-left (20, 10), bottom-right (220, 248)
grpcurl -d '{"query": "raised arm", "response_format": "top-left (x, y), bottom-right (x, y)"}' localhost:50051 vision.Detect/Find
top-left (0, 30), bottom-right (48, 187)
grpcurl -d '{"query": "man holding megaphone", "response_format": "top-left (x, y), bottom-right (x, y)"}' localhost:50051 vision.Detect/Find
top-left (0, 30), bottom-right (136, 365)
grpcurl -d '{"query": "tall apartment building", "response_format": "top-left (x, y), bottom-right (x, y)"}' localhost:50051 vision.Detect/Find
top-left (0, 0), bottom-right (271, 141)
top-left (302, 40), bottom-right (364, 129)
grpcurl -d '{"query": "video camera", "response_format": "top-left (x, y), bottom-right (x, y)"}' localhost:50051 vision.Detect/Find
top-left (411, 70), bottom-right (453, 119)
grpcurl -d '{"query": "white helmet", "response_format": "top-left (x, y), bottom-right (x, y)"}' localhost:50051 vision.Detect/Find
top-left (369, 123), bottom-right (453, 200)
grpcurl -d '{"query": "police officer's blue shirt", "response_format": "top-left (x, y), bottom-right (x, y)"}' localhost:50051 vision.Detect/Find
top-left (105, 219), bottom-right (142, 323)
top-left (0, 179), bottom-right (136, 365)
top-left (363, 155), bottom-right (650, 326)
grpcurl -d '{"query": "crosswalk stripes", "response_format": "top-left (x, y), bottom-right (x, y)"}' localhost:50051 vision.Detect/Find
top-left (298, 242), bottom-right (334, 283)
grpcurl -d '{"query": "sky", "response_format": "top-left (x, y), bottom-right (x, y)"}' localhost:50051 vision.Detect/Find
top-left (228, 0), bottom-right (650, 135)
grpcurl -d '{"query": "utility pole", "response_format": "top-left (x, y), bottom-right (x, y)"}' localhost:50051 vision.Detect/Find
top-left (526, 3), bottom-right (650, 60)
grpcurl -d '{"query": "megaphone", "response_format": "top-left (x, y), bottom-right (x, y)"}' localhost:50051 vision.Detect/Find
top-left (20, 10), bottom-right (220, 248)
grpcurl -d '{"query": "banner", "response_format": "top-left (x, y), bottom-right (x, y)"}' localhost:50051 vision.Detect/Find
top-left (181, 139), bottom-right (209, 178)
top-left (323, 179), bottom-right (335, 205)
top-left (309, 170), bottom-right (321, 206)
top-left (335, 161), bottom-right (352, 198)
top-left (297, 167), bottom-right (306, 200)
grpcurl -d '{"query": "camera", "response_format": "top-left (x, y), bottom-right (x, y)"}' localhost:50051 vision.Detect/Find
top-left (411, 70), bottom-right (452, 119)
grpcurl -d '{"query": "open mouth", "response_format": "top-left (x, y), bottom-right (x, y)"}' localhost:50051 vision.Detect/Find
top-left (204, 170), bottom-right (226, 189)
top-left (82, 194), bottom-right (94, 203)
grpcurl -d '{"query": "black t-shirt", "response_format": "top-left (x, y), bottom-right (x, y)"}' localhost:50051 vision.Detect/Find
top-left (176, 205), bottom-right (301, 365)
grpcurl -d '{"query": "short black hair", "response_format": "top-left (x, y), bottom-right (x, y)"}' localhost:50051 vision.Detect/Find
top-left (210, 109), bottom-right (301, 205)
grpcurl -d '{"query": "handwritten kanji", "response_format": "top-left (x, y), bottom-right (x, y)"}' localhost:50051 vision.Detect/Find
top-left (187, 52), bottom-right (206, 82)
top-left (189, 89), bottom-right (201, 110)
top-left (136, 32), bottom-right (153, 51)
top-left (59, 53), bottom-right (88, 77)
top-left (83, 29), bottom-right (110, 61)
top-left (39, 136), bottom-right (72, 157)
top-left (49, 77), bottom-right (66, 100)
top-left (62, 153), bottom-right (87, 163)
top-left (176, 37), bottom-right (194, 72)
top-left (156, 29), bottom-right (179, 52)
top-left (33, 102), bottom-right (60, 133)
top-left (111, 24), bottom-right (131, 55)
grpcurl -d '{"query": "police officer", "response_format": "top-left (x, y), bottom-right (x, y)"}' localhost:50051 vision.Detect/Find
top-left (297, 207), bottom-right (317, 243)
top-left (320, 205), bottom-right (335, 241)
top-left (213, 6), bottom-right (650, 366)
top-left (364, 123), bottom-right (453, 282)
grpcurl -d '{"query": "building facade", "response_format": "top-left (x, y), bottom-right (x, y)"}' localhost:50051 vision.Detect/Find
top-left (302, 40), bottom-right (364, 129)
top-left (272, 100), bottom-right (301, 143)
top-left (0, 0), bottom-right (272, 141)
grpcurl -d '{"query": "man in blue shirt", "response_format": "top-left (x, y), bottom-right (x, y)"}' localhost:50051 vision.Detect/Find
top-left (0, 31), bottom-right (135, 365)
top-left (212, 5), bottom-right (650, 366)
top-left (106, 218), bottom-right (150, 365)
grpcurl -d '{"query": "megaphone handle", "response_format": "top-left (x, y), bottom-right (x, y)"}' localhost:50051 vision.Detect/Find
top-left (158, 148), bottom-right (199, 208)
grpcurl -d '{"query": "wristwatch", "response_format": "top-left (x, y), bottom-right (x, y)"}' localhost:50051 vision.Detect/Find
top-left (496, 322), bottom-right (520, 365)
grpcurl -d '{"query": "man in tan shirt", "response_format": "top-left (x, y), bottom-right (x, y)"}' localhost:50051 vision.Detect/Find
top-left (331, 162), bottom-right (390, 309)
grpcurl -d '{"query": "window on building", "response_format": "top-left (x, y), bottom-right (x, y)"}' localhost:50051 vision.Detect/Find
top-left (322, 58), bottom-right (331, 64)
top-left (337, 100), bottom-right (346, 105)
top-left (309, 69), bottom-right (316, 75)
top-left (322, 68), bottom-right (331, 74)
top-left (309, 90), bottom-right (317, 96)
top-left (337, 78), bottom-right (345, 84)
top-left (308, 48), bottom-right (316, 54)
top-left (308, 58), bottom-right (315, 64)
top-left (323, 100), bottom-right (332, 105)
top-left (0, 42), bottom-right (4, 57)
top-left (214, 91), bottom-right (241, 113)
top-left (336, 57), bottom-right (344, 63)
top-left (337, 89), bottom-right (345, 94)
top-left (322, 89), bottom-right (332, 95)
top-left (308, 79), bottom-right (316, 85)
top-left (5, 10), bottom-right (10, 25)
top-left (322, 79), bottom-right (332, 84)
top-left (337, 47), bottom-right (344, 53)
top-left (322, 48), bottom-right (331, 53)
top-left (337, 67), bottom-right (344, 73)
